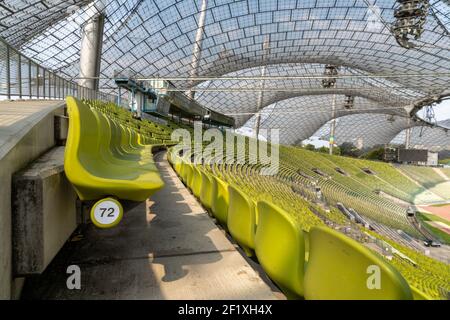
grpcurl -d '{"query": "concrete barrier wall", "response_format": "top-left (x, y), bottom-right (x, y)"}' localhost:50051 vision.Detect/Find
top-left (0, 101), bottom-right (65, 299)
top-left (12, 147), bottom-right (78, 276)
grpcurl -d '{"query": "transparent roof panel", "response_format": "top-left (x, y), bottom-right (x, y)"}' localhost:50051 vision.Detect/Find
top-left (392, 120), bottom-right (450, 151)
top-left (313, 113), bottom-right (417, 149)
top-left (0, 0), bottom-right (449, 148)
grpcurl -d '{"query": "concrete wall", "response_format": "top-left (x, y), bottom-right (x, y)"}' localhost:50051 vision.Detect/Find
top-left (12, 147), bottom-right (78, 276)
top-left (0, 102), bottom-right (65, 299)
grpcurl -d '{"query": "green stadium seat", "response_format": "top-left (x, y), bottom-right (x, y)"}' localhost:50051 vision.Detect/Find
top-left (304, 226), bottom-right (413, 300)
top-left (64, 97), bottom-right (164, 202)
top-left (255, 201), bottom-right (306, 299)
top-left (227, 184), bottom-right (257, 257)
top-left (211, 176), bottom-right (229, 228)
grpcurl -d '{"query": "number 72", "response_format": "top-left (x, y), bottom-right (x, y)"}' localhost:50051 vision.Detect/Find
top-left (99, 207), bottom-right (115, 217)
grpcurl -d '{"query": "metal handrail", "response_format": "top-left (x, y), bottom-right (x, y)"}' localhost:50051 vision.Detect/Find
top-left (0, 37), bottom-right (122, 105)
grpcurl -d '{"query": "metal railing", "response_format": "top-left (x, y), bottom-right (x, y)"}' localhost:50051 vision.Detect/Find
top-left (0, 37), bottom-right (119, 104)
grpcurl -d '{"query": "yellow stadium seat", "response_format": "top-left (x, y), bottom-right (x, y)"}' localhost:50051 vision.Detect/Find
top-left (304, 226), bottom-right (413, 300)
top-left (179, 161), bottom-right (187, 183)
top-left (92, 110), bottom-right (157, 171)
top-left (200, 170), bottom-right (213, 212)
top-left (255, 201), bottom-right (306, 299)
top-left (211, 176), bottom-right (229, 228)
top-left (227, 185), bottom-right (257, 257)
top-left (186, 163), bottom-right (195, 189)
top-left (64, 97), bottom-right (164, 202)
top-left (191, 166), bottom-right (203, 198)
top-left (411, 286), bottom-right (433, 300)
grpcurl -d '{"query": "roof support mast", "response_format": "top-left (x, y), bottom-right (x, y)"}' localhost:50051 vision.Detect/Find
top-left (322, 65), bottom-right (339, 155)
top-left (254, 38), bottom-right (270, 139)
top-left (330, 94), bottom-right (337, 155)
top-left (79, 11), bottom-right (105, 92)
top-left (188, 0), bottom-right (208, 100)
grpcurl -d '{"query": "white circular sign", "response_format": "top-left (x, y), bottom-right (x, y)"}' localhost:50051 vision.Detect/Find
top-left (90, 199), bottom-right (123, 228)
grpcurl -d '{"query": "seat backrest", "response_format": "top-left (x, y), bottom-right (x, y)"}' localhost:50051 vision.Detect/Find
top-left (186, 163), bottom-right (194, 188)
top-left (108, 119), bottom-right (125, 155)
top-left (119, 124), bottom-right (131, 150)
top-left (200, 170), bottom-right (213, 210)
top-left (227, 185), bottom-right (257, 254)
top-left (191, 166), bottom-right (203, 198)
top-left (211, 176), bottom-right (229, 227)
top-left (304, 226), bottom-right (413, 300)
top-left (65, 97), bottom-right (100, 167)
top-left (92, 109), bottom-right (114, 159)
top-left (410, 286), bottom-right (432, 300)
top-left (255, 201), bottom-right (305, 299)
top-left (180, 161), bottom-right (187, 183)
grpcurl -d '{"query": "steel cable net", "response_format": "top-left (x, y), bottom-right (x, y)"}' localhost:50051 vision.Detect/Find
top-left (392, 120), bottom-right (450, 151)
top-left (0, 0), bottom-right (449, 146)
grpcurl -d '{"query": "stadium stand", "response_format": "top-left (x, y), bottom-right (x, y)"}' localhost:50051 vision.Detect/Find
top-left (2, 1), bottom-right (450, 301)
top-left (167, 137), bottom-right (449, 300)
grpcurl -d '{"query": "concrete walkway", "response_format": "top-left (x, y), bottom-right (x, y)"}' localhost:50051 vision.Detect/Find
top-left (21, 152), bottom-right (278, 300)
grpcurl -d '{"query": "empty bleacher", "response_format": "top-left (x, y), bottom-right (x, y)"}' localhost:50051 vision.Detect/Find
top-left (167, 138), bottom-right (450, 300)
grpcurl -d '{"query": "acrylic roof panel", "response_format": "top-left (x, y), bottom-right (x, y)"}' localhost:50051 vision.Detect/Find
top-left (195, 63), bottom-right (415, 127)
top-left (1, 0), bottom-right (449, 148)
top-left (2, 1), bottom-right (448, 88)
top-left (312, 113), bottom-right (417, 149)
top-left (238, 94), bottom-right (413, 145)
top-left (392, 120), bottom-right (450, 151)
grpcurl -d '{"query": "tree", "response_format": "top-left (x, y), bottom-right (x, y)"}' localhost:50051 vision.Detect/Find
top-left (332, 146), bottom-right (341, 156)
top-left (339, 142), bottom-right (360, 157)
top-left (363, 147), bottom-right (385, 161)
top-left (305, 144), bottom-right (316, 151)
top-left (318, 146), bottom-right (329, 154)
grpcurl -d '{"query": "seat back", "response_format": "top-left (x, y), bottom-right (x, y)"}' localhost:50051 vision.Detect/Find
top-left (65, 97), bottom-right (100, 170)
top-left (92, 110), bottom-right (116, 162)
top-left (304, 226), bottom-right (413, 300)
top-left (186, 163), bottom-right (194, 188)
top-left (211, 176), bottom-right (229, 227)
top-left (227, 185), bottom-right (257, 255)
top-left (200, 170), bottom-right (213, 211)
top-left (255, 201), bottom-right (305, 299)
top-left (108, 119), bottom-right (126, 156)
top-left (191, 166), bottom-right (203, 198)
top-left (180, 161), bottom-right (187, 183)
top-left (410, 286), bottom-right (432, 300)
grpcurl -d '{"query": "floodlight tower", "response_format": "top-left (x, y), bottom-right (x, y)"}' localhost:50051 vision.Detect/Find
top-left (322, 65), bottom-right (339, 155)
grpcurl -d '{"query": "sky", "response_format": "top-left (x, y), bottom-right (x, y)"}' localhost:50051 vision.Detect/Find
top-left (431, 100), bottom-right (450, 122)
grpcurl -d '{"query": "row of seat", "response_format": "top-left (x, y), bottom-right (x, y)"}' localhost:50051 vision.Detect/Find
top-left (168, 147), bottom-right (421, 300)
top-left (279, 150), bottom-right (417, 234)
top-left (87, 100), bottom-right (176, 144)
top-left (64, 97), bottom-right (165, 202)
